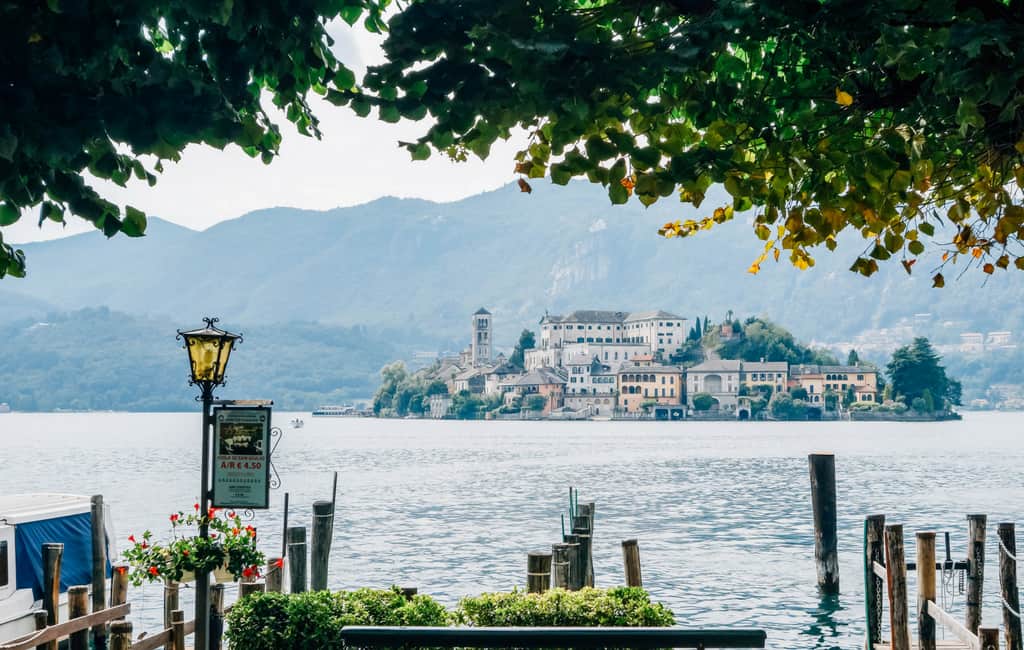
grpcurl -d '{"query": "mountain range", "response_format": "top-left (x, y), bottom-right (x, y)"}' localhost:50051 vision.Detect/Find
top-left (6, 180), bottom-right (1023, 352)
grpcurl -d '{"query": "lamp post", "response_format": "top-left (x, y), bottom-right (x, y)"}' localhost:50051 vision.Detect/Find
top-left (177, 317), bottom-right (241, 650)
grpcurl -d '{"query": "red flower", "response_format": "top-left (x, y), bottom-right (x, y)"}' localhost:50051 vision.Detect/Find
top-left (210, 533), bottom-right (218, 539)
top-left (228, 511), bottom-right (236, 519)
top-left (128, 535), bottom-right (136, 543)
top-left (169, 514), bottom-right (179, 523)
top-left (140, 541), bottom-right (148, 549)
top-left (148, 566), bottom-right (159, 576)
top-left (274, 558), bottom-right (284, 569)
top-left (207, 507), bottom-right (218, 518)
top-left (193, 503), bottom-right (200, 511)
top-left (116, 566), bottom-right (128, 575)
top-left (242, 566), bottom-right (254, 578)
top-left (183, 550), bottom-right (189, 556)
top-left (231, 527), bottom-right (240, 536)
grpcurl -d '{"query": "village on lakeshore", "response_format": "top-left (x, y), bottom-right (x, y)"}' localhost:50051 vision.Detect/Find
top-left (370, 307), bottom-right (962, 421)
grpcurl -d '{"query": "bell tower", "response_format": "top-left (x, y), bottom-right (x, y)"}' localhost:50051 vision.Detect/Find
top-left (471, 308), bottom-right (492, 366)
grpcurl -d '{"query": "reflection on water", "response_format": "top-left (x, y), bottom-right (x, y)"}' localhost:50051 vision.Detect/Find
top-left (0, 411), bottom-right (1022, 648)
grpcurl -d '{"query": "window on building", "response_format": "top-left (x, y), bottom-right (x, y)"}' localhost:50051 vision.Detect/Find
top-left (670, 388), bottom-right (675, 397)
top-left (858, 374), bottom-right (864, 381)
top-left (661, 376), bottom-right (666, 384)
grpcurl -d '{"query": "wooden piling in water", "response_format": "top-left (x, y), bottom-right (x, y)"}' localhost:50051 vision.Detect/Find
top-left (551, 544), bottom-right (570, 589)
top-left (400, 587), bottom-right (418, 600)
top-left (967, 514), bottom-right (988, 634)
top-left (67, 585), bottom-right (89, 650)
top-left (864, 514), bottom-right (886, 648)
top-left (110, 564), bottom-right (129, 618)
top-left (163, 581), bottom-right (180, 650)
top-left (42, 542), bottom-right (62, 650)
top-left (572, 515), bottom-right (593, 588)
top-left (622, 539), bottom-right (642, 587)
top-left (109, 621), bottom-right (132, 650)
top-left (210, 583), bottom-right (225, 650)
top-left (579, 503), bottom-right (595, 586)
top-left (287, 526), bottom-right (307, 593)
top-left (527, 552), bottom-right (552, 593)
top-left (562, 535), bottom-right (581, 591)
top-left (240, 580), bottom-right (266, 599)
top-left (171, 610), bottom-right (185, 650)
top-left (808, 453), bottom-right (839, 594)
top-left (885, 524), bottom-right (910, 650)
top-left (90, 494), bottom-right (107, 650)
top-left (916, 532), bottom-right (936, 650)
top-left (266, 558), bottom-right (283, 593)
top-left (33, 609), bottom-right (47, 650)
top-left (311, 500), bottom-right (334, 591)
top-left (998, 522), bottom-right (1022, 650)
top-left (980, 627), bottom-right (1001, 650)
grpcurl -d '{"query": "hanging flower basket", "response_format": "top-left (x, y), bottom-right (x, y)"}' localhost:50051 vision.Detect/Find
top-left (122, 506), bottom-right (265, 586)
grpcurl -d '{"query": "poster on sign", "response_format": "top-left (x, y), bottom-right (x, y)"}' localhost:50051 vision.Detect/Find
top-left (212, 406), bottom-right (270, 509)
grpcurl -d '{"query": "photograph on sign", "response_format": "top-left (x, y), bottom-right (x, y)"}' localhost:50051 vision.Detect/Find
top-left (212, 406), bottom-right (271, 509)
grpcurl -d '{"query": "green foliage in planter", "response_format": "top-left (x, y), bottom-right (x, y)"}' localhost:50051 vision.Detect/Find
top-left (225, 587), bottom-right (448, 650)
top-left (453, 587), bottom-right (675, 627)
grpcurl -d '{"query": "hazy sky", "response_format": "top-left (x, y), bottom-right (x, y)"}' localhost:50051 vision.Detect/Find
top-left (6, 23), bottom-right (526, 244)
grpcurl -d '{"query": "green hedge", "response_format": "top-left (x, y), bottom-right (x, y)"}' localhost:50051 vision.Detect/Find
top-left (225, 587), bottom-right (674, 649)
top-left (225, 587), bottom-right (448, 650)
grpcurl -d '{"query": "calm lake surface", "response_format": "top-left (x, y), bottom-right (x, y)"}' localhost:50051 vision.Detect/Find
top-left (1, 411), bottom-right (1022, 648)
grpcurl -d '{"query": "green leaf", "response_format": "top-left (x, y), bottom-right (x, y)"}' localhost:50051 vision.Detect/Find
top-left (334, 65), bottom-right (356, 90)
top-left (122, 206), bottom-right (147, 237)
top-left (339, 6), bottom-right (362, 25)
top-left (550, 164), bottom-right (572, 185)
top-left (351, 97), bottom-right (372, 118)
top-left (609, 182), bottom-right (628, 205)
top-left (0, 203), bottom-right (19, 226)
top-left (919, 222), bottom-right (935, 237)
top-left (908, 240), bottom-right (925, 255)
top-left (379, 105), bottom-right (401, 123)
top-left (410, 143), bottom-right (431, 161)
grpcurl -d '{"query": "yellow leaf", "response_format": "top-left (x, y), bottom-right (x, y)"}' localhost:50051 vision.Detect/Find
top-left (747, 263), bottom-right (761, 275)
top-left (773, 248), bottom-right (780, 262)
top-left (942, 251), bottom-right (949, 262)
top-left (835, 88), bottom-right (854, 107)
top-left (971, 247), bottom-right (983, 258)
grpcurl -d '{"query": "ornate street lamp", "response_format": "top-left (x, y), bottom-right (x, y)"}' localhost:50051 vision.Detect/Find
top-left (177, 317), bottom-right (241, 650)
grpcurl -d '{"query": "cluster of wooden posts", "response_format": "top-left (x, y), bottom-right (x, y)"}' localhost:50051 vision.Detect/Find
top-left (524, 492), bottom-right (644, 593)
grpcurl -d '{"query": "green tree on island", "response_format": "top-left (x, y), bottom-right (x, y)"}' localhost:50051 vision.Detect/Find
top-left (509, 330), bottom-right (536, 369)
top-left (720, 318), bottom-right (837, 365)
top-left (847, 350), bottom-right (860, 366)
top-left (887, 338), bottom-right (961, 410)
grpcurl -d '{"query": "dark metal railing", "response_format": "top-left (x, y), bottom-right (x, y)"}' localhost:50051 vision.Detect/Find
top-left (338, 626), bottom-right (767, 649)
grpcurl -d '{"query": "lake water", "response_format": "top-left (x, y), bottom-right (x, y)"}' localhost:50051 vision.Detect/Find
top-left (1, 411), bottom-right (1023, 648)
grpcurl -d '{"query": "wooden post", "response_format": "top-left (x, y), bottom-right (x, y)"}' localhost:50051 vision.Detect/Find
top-left (809, 453), bottom-right (839, 594)
top-left (110, 564), bottom-right (129, 618)
top-left (980, 627), bottom-right (1001, 650)
top-left (998, 523), bottom-right (1022, 650)
top-left (579, 503), bottom-right (595, 587)
top-left (210, 583), bottom-right (225, 650)
top-left (67, 585), bottom-right (90, 650)
top-left (90, 495), bottom-right (107, 650)
top-left (527, 551), bottom-right (552, 593)
top-left (622, 539), bottom-right (642, 587)
top-left (240, 580), bottom-right (266, 599)
top-left (399, 587), bottom-right (418, 600)
top-left (287, 526), bottom-right (307, 593)
top-left (885, 524), bottom-right (910, 650)
top-left (551, 544), bottom-right (570, 589)
top-left (266, 558), bottom-right (283, 593)
top-left (864, 514), bottom-right (886, 649)
top-left (162, 581), bottom-right (180, 650)
top-left (966, 514), bottom-right (987, 634)
top-left (171, 610), bottom-right (186, 650)
top-left (42, 542), bottom-right (62, 650)
top-left (109, 621), bottom-right (132, 650)
top-left (33, 609), bottom-right (48, 650)
top-left (563, 535), bottom-right (581, 591)
top-left (311, 500), bottom-right (333, 591)
top-left (572, 515), bottom-right (593, 588)
top-left (916, 532), bottom-right (936, 650)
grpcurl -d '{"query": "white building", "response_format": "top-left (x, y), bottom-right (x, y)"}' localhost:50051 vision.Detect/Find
top-left (534, 309), bottom-right (689, 368)
top-left (563, 355), bottom-right (618, 416)
top-left (687, 359), bottom-right (742, 410)
top-left (471, 308), bottom-right (493, 366)
top-left (484, 362), bottom-right (524, 397)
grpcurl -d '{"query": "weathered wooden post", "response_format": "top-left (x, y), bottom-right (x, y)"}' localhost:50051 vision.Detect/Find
top-left (967, 514), bottom-right (987, 634)
top-left (399, 587), bottom-right (418, 600)
top-left (287, 526), bottom-right (307, 593)
top-left (110, 564), bottom-right (129, 618)
top-left (240, 580), bottom-right (266, 599)
top-left (808, 453), bottom-right (839, 594)
top-left (916, 532), bottom-right (936, 650)
top-left (864, 514), bottom-right (886, 649)
top-left (171, 609), bottom-right (186, 650)
top-left (980, 627), bottom-right (1001, 650)
top-left (109, 621), bottom-right (132, 650)
top-left (563, 535), bottom-right (581, 591)
top-left (90, 495), bottom-right (107, 650)
top-left (622, 539), bottom-right (642, 587)
top-left (67, 585), bottom-right (89, 650)
top-left (579, 502), bottom-right (595, 586)
top-left (551, 544), bottom-right (570, 589)
top-left (311, 500), bottom-right (334, 591)
top-left (42, 542), bottom-right (62, 650)
top-left (572, 515), bottom-right (593, 588)
top-left (266, 558), bottom-right (283, 593)
top-left (885, 524), bottom-right (910, 650)
top-left (998, 522), bottom-right (1022, 650)
top-left (33, 609), bottom-right (48, 650)
top-left (527, 551), bottom-right (552, 593)
top-left (210, 583), bottom-right (225, 650)
top-left (163, 581), bottom-right (180, 650)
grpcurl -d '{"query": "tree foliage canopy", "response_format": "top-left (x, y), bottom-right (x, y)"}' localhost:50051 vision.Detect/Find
top-left (0, 0), bottom-right (388, 278)
top-left (886, 337), bottom-right (961, 407)
top-left (365, 0), bottom-right (1024, 285)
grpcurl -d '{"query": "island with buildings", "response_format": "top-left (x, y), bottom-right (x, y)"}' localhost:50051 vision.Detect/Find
top-left (371, 307), bottom-right (960, 421)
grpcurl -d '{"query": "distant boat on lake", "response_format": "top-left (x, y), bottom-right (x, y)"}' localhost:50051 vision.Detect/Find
top-left (290, 418), bottom-right (305, 428)
top-left (312, 405), bottom-right (356, 417)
